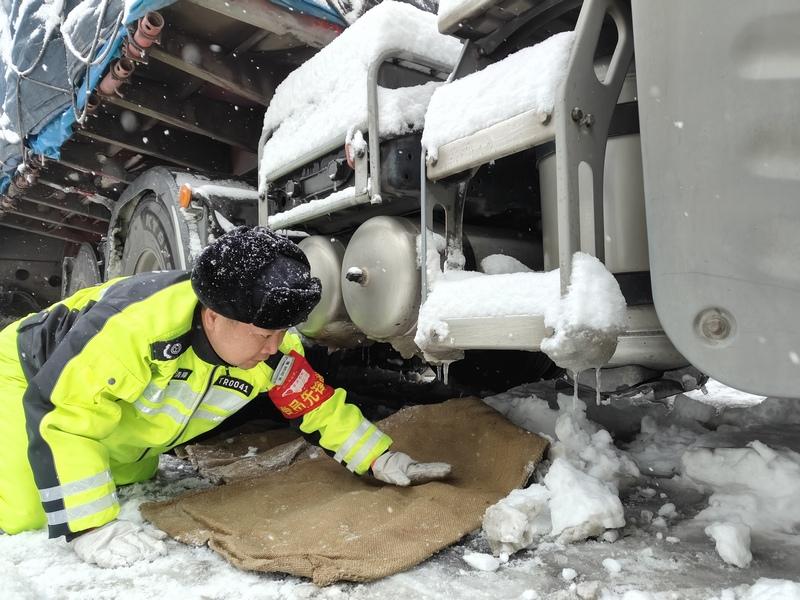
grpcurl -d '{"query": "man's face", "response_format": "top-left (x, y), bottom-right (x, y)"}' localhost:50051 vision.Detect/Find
top-left (202, 308), bottom-right (286, 369)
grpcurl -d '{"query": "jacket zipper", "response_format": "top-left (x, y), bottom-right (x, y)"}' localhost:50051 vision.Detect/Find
top-left (135, 365), bottom-right (220, 462)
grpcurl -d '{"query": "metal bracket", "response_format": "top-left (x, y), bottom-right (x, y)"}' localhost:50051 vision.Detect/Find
top-left (554, 0), bottom-right (634, 293)
top-left (367, 50), bottom-right (455, 205)
top-left (419, 148), bottom-right (472, 303)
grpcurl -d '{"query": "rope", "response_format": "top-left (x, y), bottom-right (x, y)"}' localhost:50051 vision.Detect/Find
top-left (69, 0), bottom-right (112, 124)
top-left (4, 0), bottom-right (126, 157)
top-left (4, 0), bottom-right (62, 77)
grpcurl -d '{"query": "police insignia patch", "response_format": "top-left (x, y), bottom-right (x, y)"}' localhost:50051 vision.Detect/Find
top-left (150, 333), bottom-right (192, 361)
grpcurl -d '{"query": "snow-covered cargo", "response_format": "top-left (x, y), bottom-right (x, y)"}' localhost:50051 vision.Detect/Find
top-left (258, 0), bottom-right (462, 186)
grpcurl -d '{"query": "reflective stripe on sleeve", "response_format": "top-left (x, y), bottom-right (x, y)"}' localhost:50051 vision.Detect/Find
top-left (133, 399), bottom-right (186, 423)
top-left (45, 491), bottom-right (119, 526)
top-left (201, 388), bottom-right (250, 414)
top-left (134, 380), bottom-right (200, 423)
top-left (38, 470), bottom-right (113, 503)
top-left (142, 380), bottom-right (197, 412)
top-left (333, 419), bottom-right (371, 464)
top-left (346, 428), bottom-right (387, 473)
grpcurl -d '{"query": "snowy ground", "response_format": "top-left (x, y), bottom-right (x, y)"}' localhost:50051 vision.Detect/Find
top-left (2, 380), bottom-right (800, 600)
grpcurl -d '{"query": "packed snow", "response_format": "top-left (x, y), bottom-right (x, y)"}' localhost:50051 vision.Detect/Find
top-left (2, 379), bottom-right (799, 599)
top-left (474, 379), bottom-right (800, 597)
top-left (480, 254), bottom-right (533, 275)
top-left (437, 0), bottom-right (488, 30)
top-left (415, 251), bottom-right (627, 374)
top-left (705, 522), bottom-right (752, 568)
top-left (540, 253), bottom-right (627, 373)
top-left (422, 31), bottom-right (575, 159)
top-left (266, 185), bottom-right (364, 229)
top-left (258, 1), bottom-right (462, 190)
top-left (0, 109), bottom-right (19, 144)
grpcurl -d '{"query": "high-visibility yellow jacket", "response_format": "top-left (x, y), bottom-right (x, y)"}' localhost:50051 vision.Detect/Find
top-left (6, 271), bottom-right (392, 538)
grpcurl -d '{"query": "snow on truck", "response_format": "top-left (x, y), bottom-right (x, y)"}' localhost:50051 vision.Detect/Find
top-left (0, 0), bottom-right (797, 399)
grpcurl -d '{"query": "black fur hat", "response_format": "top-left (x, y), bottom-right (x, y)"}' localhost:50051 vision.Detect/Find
top-left (191, 226), bottom-right (322, 329)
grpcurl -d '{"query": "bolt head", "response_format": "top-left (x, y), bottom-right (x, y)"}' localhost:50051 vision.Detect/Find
top-left (697, 309), bottom-right (734, 342)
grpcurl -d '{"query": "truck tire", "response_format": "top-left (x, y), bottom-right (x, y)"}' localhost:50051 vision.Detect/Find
top-left (120, 195), bottom-right (180, 274)
top-left (63, 243), bottom-right (102, 297)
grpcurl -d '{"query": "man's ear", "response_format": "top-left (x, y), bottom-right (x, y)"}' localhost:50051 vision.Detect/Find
top-left (201, 307), bottom-right (220, 334)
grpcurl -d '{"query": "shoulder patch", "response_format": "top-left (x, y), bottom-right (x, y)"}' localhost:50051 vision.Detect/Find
top-left (151, 332), bottom-right (192, 361)
top-left (214, 375), bottom-right (254, 397)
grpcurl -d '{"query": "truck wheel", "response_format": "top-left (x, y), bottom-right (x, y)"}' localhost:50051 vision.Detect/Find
top-left (63, 243), bottom-right (101, 296)
top-left (120, 195), bottom-right (180, 274)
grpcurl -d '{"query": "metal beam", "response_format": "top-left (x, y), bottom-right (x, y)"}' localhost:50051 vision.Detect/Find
top-left (38, 161), bottom-right (122, 204)
top-left (57, 144), bottom-right (133, 186)
top-left (0, 215), bottom-right (95, 244)
top-left (36, 178), bottom-right (114, 212)
top-left (4, 202), bottom-right (108, 236)
top-left (183, 0), bottom-right (342, 49)
top-left (149, 30), bottom-right (275, 106)
top-left (77, 113), bottom-right (231, 173)
top-left (20, 190), bottom-right (111, 222)
top-left (103, 80), bottom-right (262, 150)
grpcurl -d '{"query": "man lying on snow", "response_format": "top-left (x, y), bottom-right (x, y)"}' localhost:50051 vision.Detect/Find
top-left (0, 226), bottom-right (450, 567)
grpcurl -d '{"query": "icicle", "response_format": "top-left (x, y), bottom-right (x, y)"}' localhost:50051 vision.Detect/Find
top-left (595, 367), bottom-right (602, 406)
top-left (572, 370), bottom-right (579, 409)
top-left (436, 364), bottom-right (442, 382)
top-left (442, 361), bottom-right (450, 386)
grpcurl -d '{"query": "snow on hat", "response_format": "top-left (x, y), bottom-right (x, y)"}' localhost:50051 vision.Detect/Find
top-left (191, 226), bottom-right (322, 329)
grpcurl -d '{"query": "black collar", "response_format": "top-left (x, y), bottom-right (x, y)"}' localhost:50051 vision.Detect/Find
top-left (191, 305), bottom-right (231, 367)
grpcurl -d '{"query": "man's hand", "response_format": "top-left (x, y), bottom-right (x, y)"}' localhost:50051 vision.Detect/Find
top-left (71, 520), bottom-right (167, 568)
top-left (371, 451), bottom-right (452, 486)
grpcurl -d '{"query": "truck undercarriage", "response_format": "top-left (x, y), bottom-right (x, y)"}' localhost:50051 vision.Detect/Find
top-left (1, 0), bottom-right (798, 399)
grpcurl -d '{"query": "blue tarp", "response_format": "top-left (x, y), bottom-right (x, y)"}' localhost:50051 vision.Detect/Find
top-left (0, 0), bottom-right (178, 193)
top-left (0, 0), bottom-right (348, 195)
top-left (270, 0), bottom-right (347, 25)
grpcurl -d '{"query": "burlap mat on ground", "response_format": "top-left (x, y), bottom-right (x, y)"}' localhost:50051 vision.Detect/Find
top-left (141, 397), bottom-right (548, 585)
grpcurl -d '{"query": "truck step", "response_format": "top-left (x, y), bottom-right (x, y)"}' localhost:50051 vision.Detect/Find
top-left (424, 314), bottom-right (550, 352)
top-left (422, 31), bottom-right (574, 180)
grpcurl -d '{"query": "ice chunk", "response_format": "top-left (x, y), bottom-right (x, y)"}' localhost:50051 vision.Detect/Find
top-left (480, 254), bottom-right (533, 275)
top-left (462, 552), bottom-right (500, 572)
top-left (549, 395), bottom-right (639, 492)
top-left (704, 522), bottom-right (752, 568)
top-left (482, 485), bottom-right (551, 555)
top-left (544, 458), bottom-right (625, 543)
top-left (482, 384), bottom-right (560, 440)
top-left (682, 441), bottom-right (800, 534)
top-left (602, 557), bottom-right (622, 573)
top-left (626, 416), bottom-right (704, 477)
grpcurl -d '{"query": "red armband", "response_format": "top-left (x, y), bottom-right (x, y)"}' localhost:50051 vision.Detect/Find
top-left (268, 350), bottom-right (335, 419)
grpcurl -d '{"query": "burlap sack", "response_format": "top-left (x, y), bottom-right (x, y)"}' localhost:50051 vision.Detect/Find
top-left (141, 397), bottom-right (548, 585)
